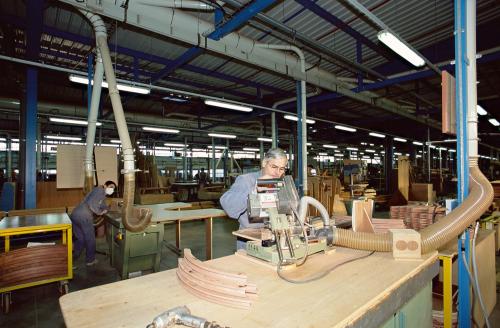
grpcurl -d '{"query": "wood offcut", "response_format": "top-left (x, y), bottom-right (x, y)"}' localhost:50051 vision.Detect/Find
top-left (176, 249), bottom-right (257, 309)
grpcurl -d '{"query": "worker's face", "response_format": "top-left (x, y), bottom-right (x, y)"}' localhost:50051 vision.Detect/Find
top-left (262, 157), bottom-right (288, 178)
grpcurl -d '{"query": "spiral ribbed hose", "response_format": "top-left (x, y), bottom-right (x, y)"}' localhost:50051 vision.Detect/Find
top-left (79, 9), bottom-right (151, 232)
top-left (331, 161), bottom-right (493, 253)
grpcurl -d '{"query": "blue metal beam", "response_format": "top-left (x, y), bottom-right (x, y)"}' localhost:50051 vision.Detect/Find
top-left (295, 0), bottom-right (391, 59)
top-left (152, 0), bottom-right (276, 84)
top-left (0, 14), bottom-right (284, 94)
top-left (208, 0), bottom-right (277, 41)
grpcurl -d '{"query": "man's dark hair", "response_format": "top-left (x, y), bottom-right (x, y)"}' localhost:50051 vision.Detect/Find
top-left (104, 180), bottom-right (117, 188)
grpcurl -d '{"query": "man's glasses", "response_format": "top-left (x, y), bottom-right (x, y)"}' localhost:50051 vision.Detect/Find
top-left (268, 163), bottom-right (287, 172)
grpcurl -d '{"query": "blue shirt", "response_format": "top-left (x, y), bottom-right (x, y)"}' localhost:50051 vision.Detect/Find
top-left (220, 171), bottom-right (264, 229)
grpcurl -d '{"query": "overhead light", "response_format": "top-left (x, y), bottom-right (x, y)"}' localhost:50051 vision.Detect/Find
top-left (243, 147), bottom-right (259, 152)
top-left (394, 137), bottom-right (407, 142)
top-left (488, 118), bottom-right (500, 126)
top-left (413, 141), bottom-right (423, 146)
top-left (318, 152), bottom-right (328, 156)
top-left (110, 140), bottom-right (121, 144)
top-left (208, 133), bottom-right (237, 139)
top-left (207, 145), bottom-right (227, 149)
top-left (142, 126), bottom-right (180, 134)
top-left (477, 105), bottom-right (488, 116)
top-left (283, 115), bottom-right (315, 124)
top-left (394, 152), bottom-right (402, 156)
top-left (163, 95), bottom-right (188, 103)
top-left (50, 117), bottom-right (102, 126)
top-left (346, 147), bottom-right (358, 151)
top-left (69, 74), bottom-right (150, 95)
top-left (204, 100), bottom-right (252, 112)
top-left (369, 132), bottom-right (385, 138)
top-left (46, 135), bottom-right (82, 141)
top-left (439, 147), bottom-right (447, 151)
top-left (335, 125), bottom-right (356, 132)
top-left (257, 137), bottom-right (272, 142)
top-left (365, 149), bottom-right (376, 153)
top-left (377, 30), bottom-right (425, 67)
top-left (164, 143), bottom-right (187, 147)
top-left (323, 144), bottom-right (338, 149)
top-left (449, 149), bottom-right (456, 153)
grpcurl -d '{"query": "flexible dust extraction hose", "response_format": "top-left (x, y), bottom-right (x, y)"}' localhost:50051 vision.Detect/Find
top-left (297, 196), bottom-right (330, 228)
top-left (83, 50), bottom-right (104, 194)
top-left (79, 10), bottom-right (151, 232)
top-left (330, 161), bottom-right (493, 253)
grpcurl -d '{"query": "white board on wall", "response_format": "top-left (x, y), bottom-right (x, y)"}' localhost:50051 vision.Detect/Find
top-left (56, 145), bottom-right (118, 189)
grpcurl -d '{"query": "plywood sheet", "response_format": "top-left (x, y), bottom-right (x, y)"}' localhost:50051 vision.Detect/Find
top-left (95, 147), bottom-right (118, 187)
top-left (56, 145), bottom-right (86, 189)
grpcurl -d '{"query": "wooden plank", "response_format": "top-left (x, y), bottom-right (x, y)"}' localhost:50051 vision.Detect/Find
top-left (352, 200), bottom-right (374, 233)
top-left (410, 183), bottom-right (433, 203)
top-left (94, 146), bottom-right (118, 187)
top-left (152, 209), bottom-right (227, 223)
top-left (36, 181), bottom-right (83, 209)
top-left (56, 145), bottom-right (86, 189)
top-left (397, 156), bottom-right (410, 201)
top-left (441, 70), bottom-right (456, 135)
top-left (59, 250), bottom-right (438, 328)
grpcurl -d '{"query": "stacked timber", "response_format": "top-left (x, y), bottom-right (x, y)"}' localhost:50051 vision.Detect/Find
top-left (371, 218), bottom-right (406, 233)
top-left (176, 249), bottom-right (257, 309)
top-left (307, 176), bottom-right (342, 216)
top-left (0, 245), bottom-right (67, 288)
top-left (390, 205), bottom-right (445, 230)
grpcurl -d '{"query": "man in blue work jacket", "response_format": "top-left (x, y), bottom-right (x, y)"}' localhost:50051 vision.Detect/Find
top-left (220, 148), bottom-right (288, 250)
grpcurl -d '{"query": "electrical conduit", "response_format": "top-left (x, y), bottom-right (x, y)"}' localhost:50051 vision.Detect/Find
top-left (79, 10), bottom-right (152, 232)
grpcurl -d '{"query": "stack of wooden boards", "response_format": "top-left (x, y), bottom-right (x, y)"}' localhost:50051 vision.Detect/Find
top-left (307, 176), bottom-right (342, 215)
top-left (176, 249), bottom-right (257, 309)
top-left (390, 205), bottom-right (445, 230)
top-left (0, 245), bottom-right (67, 289)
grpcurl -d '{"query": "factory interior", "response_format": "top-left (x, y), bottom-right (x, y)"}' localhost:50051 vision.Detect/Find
top-left (1, 0), bottom-right (500, 327)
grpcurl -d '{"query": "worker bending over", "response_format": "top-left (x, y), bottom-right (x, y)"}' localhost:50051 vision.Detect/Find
top-left (71, 180), bottom-right (116, 266)
top-left (220, 148), bottom-right (288, 250)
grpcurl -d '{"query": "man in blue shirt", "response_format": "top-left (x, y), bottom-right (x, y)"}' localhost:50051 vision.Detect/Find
top-left (220, 148), bottom-right (288, 250)
top-left (71, 180), bottom-right (116, 266)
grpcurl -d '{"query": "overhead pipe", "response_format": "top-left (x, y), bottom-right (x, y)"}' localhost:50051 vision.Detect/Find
top-left (83, 51), bottom-right (105, 194)
top-left (137, 0), bottom-right (218, 10)
top-left (79, 9), bottom-right (151, 232)
top-left (257, 44), bottom-right (308, 195)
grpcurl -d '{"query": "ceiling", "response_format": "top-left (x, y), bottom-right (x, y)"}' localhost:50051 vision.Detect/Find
top-left (0, 0), bottom-right (499, 158)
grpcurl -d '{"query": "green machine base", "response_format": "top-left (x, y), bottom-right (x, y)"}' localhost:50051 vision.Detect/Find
top-left (246, 238), bottom-right (327, 265)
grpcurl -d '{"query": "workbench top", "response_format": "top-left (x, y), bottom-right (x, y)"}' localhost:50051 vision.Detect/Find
top-left (151, 208), bottom-right (227, 223)
top-left (59, 248), bottom-right (438, 328)
top-left (0, 213), bottom-right (71, 233)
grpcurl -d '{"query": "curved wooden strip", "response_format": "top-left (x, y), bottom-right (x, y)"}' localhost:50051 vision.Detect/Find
top-left (176, 270), bottom-right (251, 310)
top-left (178, 259), bottom-right (247, 297)
top-left (183, 249), bottom-right (247, 284)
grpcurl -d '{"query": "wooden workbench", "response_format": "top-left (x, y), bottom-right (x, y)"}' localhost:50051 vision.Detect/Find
top-left (130, 206), bottom-right (227, 260)
top-left (60, 248), bottom-right (438, 328)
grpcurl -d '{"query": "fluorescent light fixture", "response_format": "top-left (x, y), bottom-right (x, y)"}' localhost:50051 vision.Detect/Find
top-left (365, 149), bottom-right (376, 153)
top-left (142, 126), bottom-right (180, 134)
top-left (335, 125), bottom-right (356, 132)
top-left (110, 140), bottom-right (121, 144)
top-left (50, 117), bottom-right (102, 126)
top-left (430, 145), bottom-right (436, 149)
top-left (369, 132), bottom-right (385, 138)
top-left (208, 133), bottom-right (237, 139)
top-left (69, 74), bottom-right (150, 94)
top-left (323, 144), bottom-right (338, 149)
top-left (394, 137), bottom-right (407, 142)
top-left (360, 142), bottom-right (367, 145)
top-left (488, 118), bottom-right (500, 126)
top-left (204, 100), bottom-right (252, 112)
top-left (46, 135), bottom-right (82, 141)
top-left (307, 142), bottom-right (312, 146)
top-left (346, 147), bottom-right (358, 151)
top-left (477, 105), bottom-right (488, 116)
top-left (413, 141), bottom-right (423, 146)
top-left (283, 115), bottom-right (315, 124)
top-left (257, 137), bottom-right (272, 142)
top-left (163, 95), bottom-right (188, 103)
top-left (377, 30), bottom-right (425, 67)
top-left (207, 145), bottom-right (227, 149)
top-left (243, 147), bottom-right (259, 152)
top-left (164, 143), bottom-right (187, 147)
top-left (394, 152), bottom-right (402, 156)
top-left (449, 149), bottom-right (456, 153)
top-left (439, 147), bottom-right (447, 151)
top-left (318, 152), bottom-right (328, 156)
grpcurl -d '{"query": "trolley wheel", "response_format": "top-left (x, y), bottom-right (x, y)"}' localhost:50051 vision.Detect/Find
top-left (1, 292), bottom-right (11, 314)
top-left (59, 281), bottom-right (69, 295)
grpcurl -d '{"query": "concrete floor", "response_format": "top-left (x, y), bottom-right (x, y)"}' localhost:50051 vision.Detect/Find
top-left (1, 218), bottom-right (499, 328)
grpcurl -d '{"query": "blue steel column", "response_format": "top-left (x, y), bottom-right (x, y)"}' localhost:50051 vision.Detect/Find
top-left (454, 0), bottom-right (471, 326)
top-left (296, 81), bottom-right (303, 195)
top-left (23, 0), bottom-right (43, 209)
top-left (24, 68), bottom-right (38, 209)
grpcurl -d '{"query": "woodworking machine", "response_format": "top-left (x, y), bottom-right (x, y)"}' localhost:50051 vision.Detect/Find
top-left (247, 176), bottom-right (333, 265)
